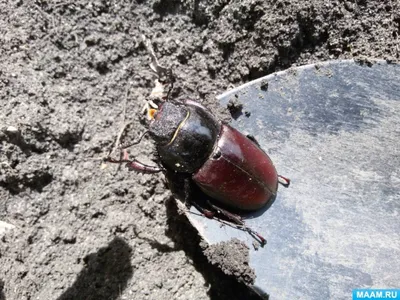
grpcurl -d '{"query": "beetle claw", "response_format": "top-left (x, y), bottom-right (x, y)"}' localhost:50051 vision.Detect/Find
top-left (245, 228), bottom-right (267, 247)
top-left (278, 175), bottom-right (290, 188)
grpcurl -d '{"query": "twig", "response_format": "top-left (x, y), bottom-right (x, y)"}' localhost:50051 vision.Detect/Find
top-left (141, 34), bottom-right (174, 84)
top-left (105, 85), bottom-right (132, 174)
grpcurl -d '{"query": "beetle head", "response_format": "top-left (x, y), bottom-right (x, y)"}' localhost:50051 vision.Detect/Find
top-left (148, 102), bottom-right (188, 145)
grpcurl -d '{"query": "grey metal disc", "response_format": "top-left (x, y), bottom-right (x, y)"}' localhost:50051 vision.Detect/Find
top-left (183, 60), bottom-right (400, 299)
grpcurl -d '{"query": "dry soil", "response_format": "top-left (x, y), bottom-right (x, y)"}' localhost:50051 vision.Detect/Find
top-left (0, 0), bottom-right (399, 299)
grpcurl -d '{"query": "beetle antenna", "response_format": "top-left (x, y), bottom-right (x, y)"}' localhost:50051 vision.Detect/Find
top-left (166, 80), bottom-right (174, 101)
top-left (164, 68), bottom-right (175, 101)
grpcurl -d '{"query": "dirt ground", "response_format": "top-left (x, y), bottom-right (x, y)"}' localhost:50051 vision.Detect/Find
top-left (0, 0), bottom-right (398, 299)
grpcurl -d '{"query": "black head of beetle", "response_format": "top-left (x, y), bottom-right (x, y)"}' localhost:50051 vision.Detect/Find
top-left (148, 102), bottom-right (187, 145)
top-left (148, 101), bottom-right (221, 174)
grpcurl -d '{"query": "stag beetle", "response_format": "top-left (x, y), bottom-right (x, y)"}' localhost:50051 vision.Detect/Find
top-left (105, 36), bottom-right (289, 246)
top-left (106, 96), bottom-right (290, 246)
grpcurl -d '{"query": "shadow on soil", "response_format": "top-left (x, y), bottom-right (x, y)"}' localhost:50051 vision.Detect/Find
top-left (164, 197), bottom-right (265, 300)
top-left (57, 237), bottom-right (133, 300)
top-left (0, 279), bottom-right (5, 300)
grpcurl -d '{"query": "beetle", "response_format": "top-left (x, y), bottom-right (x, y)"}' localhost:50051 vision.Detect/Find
top-left (106, 97), bottom-right (290, 246)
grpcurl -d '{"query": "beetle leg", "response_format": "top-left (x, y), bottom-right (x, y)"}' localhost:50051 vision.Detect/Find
top-left (105, 156), bottom-right (163, 174)
top-left (183, 178), bottom-right (216, 218)
top-left (105, 150), bottom-right (163, 174)
top-left (245, 228), bottom-right (267, 247)
top-left (278, 175), bottom-right (290, 187)
top-left (191, 201), bottom-right (216, 219)
top-left (246, 134), bottom-right (261, 147)
top-left (206, 201), bottom-right (267, 247)
top-left (183, 178), bottom-right (193, 209)
top-left (189, 200), bottom-right (266, 246)
top-left (181, 177), bottom-right (266, 246)
top-left (206, 201), bottom-right (244, 225)
top-left (124, 160), bottom-right (163, 173)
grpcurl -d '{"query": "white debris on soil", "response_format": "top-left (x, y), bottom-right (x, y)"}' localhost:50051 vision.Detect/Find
top-left (5, 126), bottom-right (19, 133)
top-left (0, 221), bottom-right (15, 236)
